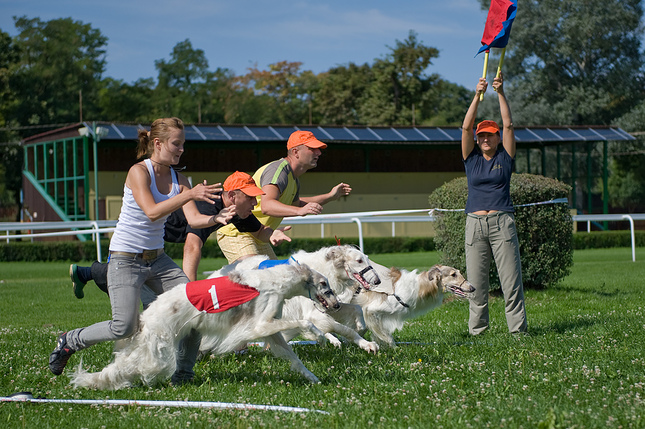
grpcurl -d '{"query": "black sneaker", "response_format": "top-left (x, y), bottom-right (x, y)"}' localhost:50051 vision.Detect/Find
top-left (70, 264), bottom-right (87, 299)
top-left (49, 332), bottom-right (75, 375)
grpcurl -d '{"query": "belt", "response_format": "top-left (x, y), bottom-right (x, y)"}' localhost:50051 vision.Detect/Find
top-left (109, 249), bottom-right (164, 260)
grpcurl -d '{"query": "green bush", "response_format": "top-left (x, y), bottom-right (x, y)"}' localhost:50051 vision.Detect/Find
top-left (0, 237), bottom-right (436, 262)
top-left (573, 230), bottom-right (645, 249)
top-left (428, 173), bottom-right (573, 289)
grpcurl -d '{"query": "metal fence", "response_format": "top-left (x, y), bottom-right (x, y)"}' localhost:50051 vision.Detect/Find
top-left (2, 210), bottom-right (644, 262)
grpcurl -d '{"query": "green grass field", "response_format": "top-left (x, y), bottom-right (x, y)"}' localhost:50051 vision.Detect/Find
top-left (0, 248), bottom-right (644, 428)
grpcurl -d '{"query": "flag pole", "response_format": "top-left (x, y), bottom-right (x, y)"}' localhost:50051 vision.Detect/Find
top-left (496, 47), bottom-right (506, 78)
top-left (480, 50), bottom-right (489, 101)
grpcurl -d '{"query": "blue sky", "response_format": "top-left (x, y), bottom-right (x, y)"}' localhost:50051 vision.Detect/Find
top-left (0, 0), bottom-right (489, 90)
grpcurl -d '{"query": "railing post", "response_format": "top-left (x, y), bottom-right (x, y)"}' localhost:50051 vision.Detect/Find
top-left (351, 218), bottom-right (364, 252)
top-left (91, 221), bottom-right (102, 262)
top-left (622, 215), bottom-right (636, 262)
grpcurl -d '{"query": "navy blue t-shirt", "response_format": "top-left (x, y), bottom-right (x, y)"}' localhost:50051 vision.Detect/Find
top-left (463, 148), bottom-right (514, 214)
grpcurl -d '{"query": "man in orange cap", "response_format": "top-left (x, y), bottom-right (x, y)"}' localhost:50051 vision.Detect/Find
top-left (70, 171), bottom-right (291, 297)
top-left (217, 130), bottom-right (352, 263)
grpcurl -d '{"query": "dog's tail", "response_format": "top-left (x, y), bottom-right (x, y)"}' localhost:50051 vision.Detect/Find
top-left (70, 330), bottom-right (177, 390)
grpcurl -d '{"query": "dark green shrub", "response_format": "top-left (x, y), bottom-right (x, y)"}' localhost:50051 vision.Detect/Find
top-left (428, 173), bottom-right (573, 289)
top-left (0, 237), bottom-right (436, 262)
top-left (573, 230), bottom-right (645, 249)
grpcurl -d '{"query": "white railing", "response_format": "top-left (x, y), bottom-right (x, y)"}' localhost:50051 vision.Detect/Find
top-left (1, 210), bottom-right (643, 261)
top-left (1, 221), bottom-right (117, 262)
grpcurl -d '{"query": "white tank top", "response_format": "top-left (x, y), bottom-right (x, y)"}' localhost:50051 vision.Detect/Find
top-left (109, 159), bottom-right (181, 252)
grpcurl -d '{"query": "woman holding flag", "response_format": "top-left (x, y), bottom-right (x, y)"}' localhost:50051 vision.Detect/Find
top-left (460, 73), bottom-right (527, 336)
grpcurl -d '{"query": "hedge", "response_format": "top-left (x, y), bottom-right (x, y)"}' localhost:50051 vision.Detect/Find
top-left (428, 173), bottom-right (574, 289)
top-left (0, 230), bottom-right (642, 263)
top-left (0, 237), bottom-right (437, 262)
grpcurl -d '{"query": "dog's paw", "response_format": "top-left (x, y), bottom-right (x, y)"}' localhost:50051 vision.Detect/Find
top-left (359, 340), bottom-right (379, 354)
top-left (324, 333), bottom-right (342, 348)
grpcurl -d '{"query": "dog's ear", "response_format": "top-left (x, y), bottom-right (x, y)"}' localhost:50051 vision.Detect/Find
top-left (325, 247), bottom-right (346, 269)
top-left (296, 263), bottom-right (313, 282)
top-left (388, 267), bottom-right (402, 284)
top-left (419, 270), bottom-right (439, 299)
top-left (228, 271), bottom-right (243, 285)
top-left (427, 266), bottom-right (442, 285)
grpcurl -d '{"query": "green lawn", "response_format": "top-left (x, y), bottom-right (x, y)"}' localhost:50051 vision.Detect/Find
top-left (0, 248), bottom-right (643, 428)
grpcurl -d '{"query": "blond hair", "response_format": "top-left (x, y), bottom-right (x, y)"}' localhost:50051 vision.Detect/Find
top-left (136, 117), bottom-right (184, 159)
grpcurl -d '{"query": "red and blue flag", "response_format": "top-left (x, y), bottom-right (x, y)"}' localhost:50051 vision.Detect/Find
top-left (476, 0), bottom-right (517, 56)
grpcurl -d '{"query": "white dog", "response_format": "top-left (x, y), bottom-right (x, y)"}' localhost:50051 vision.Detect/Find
top-left (71, 263), bottom-right (339, 390)
top-left (209, 245), bottom-right (382, 353)
top-left (351, 263), bottom-right (475, 347)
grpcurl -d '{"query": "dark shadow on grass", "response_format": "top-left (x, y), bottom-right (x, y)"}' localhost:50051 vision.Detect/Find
top-left (551, 284), bottom-right (621, 298)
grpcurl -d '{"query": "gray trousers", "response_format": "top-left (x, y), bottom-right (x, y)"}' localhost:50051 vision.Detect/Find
top-left (66, 253), bottom-right (200, 382)
top-left (465, 212), bottom-right (527, 335)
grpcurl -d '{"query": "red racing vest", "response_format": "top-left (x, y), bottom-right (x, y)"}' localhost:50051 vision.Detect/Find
top-left (185, 277), bottom-right (260, 313)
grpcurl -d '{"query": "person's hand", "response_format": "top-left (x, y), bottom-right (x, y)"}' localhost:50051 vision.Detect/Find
top-left (269, 226), bottom-right (292, 246)
top-left (191, 180), bottom-right (222, 204)
top-left (213, 206), bottom-right (235, 225)
top-left (297, 202), bottom-right (323, 216)
top-left (329, 183), bottom-right (352, 200)
top-left (476, 78), bottom-right (488, 96)
top-left (492, 72), bottom-right (504, 94)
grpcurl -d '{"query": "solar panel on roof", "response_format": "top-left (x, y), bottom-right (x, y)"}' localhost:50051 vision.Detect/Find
top-left (527, 128), bottom-right (560, 141)
top-left (593, 128), bottom-right (633, 141)
top-left (296, 126), bottom-right (329, 140)
top-left (197, 126), bottom-right (231, 140)
top-left (271, 126), bottom-right (298, 139)
top-left (245, 127), bottom-right (281, 141)
top-left (416, 128), bottom-right (457, 142)
top-left (550, 128), bottom-right (585, 141)
top-left (514, 128), bottom-right (542, 142)
top-left (184, 127), bottom-right (204, 141)
top-left (369, 128), bottom-right (406, 141)
top-left (346, 128), bottom-right (379, 140)
top-left (219, 126), bottom-right (253, 140)
top-left (320, 127), bottom-right (356, 140)
top-left (395, 128), bottom-right (427, 141)
top-left (114, 125), bottom-right (141, 140)
top-left (573, 128), bottom-right (606, 140)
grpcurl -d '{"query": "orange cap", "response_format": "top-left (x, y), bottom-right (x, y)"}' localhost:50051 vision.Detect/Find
top-left (476, 120), bottom-right (500, 135)
top-left (223, 171), bottom-right (265, 197)
top-left (287, 130), bottom-right (328, 150)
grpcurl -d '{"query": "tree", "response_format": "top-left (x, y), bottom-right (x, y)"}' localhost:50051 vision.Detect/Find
top-left (154, 39), bottom-right (212, 122)
top-left (242, 61), bottom-right (314, 124)
top-left (480, 0), bottom-right (645, 125)
top-left (97, 77), bottom-right (156, 122)
top-left (8, 16), bottom-right (107, 129)
top-left (312, 63), bottom-right (373, 125)
top-left (359, 30), bottom-right (440, 125)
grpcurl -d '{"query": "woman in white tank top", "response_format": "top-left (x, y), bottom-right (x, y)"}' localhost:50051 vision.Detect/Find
top-left (50, 118), bottom-right (235, 385)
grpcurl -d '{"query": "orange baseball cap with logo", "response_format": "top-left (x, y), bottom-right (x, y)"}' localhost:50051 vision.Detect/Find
top-left (476, 120), bottom-right (500, 135)
top-left (223, 171), bottom-right (265, 197)
top-left (287, 130), bottom-right (328, 150)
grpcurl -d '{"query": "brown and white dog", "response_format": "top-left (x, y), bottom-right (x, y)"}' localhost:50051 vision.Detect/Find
top-left (351, 263), bottom-right (475, 347)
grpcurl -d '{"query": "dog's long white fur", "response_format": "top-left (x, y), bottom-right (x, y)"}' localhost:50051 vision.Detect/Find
top-left (71, 264), bottom-right (337, 390)
top-left (207, 245), bottom-right (382, 353)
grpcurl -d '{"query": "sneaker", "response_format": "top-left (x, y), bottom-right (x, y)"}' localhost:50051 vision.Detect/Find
top-left (70, 264), bottom-right (86, 299)
top-left (49, 332), bottom-right (75, 375)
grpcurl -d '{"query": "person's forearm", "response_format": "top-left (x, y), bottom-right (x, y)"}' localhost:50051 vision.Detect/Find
top-left (462, 93), bottom-right (480, 131)
top-left (253, 225), bottom-right (273, 243)
top-left (300, 193), bottom-right (333, 206)
top-left (260, 198), bottom-right (301, 217)
top-left (498, 90), bottom-right (513, 128)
